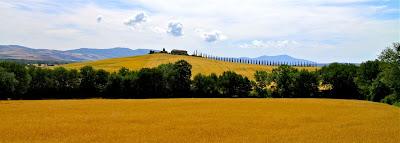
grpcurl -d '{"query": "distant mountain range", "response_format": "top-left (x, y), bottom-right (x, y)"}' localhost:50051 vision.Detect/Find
top-left (0, 45), bottom-right (157, 62)
top-left (0, 45), bottom-right (317, 64)
top-left (239, 55), bottom-right (317, 64)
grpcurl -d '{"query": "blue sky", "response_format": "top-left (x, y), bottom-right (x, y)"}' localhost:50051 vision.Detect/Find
top-left (0, 0), bottom-right (399, 63)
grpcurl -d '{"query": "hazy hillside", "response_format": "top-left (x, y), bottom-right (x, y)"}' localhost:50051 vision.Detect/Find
top-left (1, 45), bottom-right (318, 65)
top-left (0, 45), bottom-right (155, 61)
top-left (67, 48), bottom-right (158, 59)
top-left (62, 53), bottom-right (318, 79)
top-left (253, 55), bottom-right (316, 64)
top-left (0, 45), bottom-right (87, 61)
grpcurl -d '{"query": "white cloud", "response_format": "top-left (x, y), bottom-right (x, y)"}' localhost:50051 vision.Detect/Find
top-left (200, 30), bottom-right (227, 43)
top-left (240, 40), bottom-right (300, 48)
top-left (0, 0), bottom-right (398, 62)
top-left (124, 12), bottom-right (148, 27)
top-left (167, 21), bottom-right (183, 37)
top-left (96, 15), bottom-right (103, 23)
top-left (151, 26), bottom-right (166, 34)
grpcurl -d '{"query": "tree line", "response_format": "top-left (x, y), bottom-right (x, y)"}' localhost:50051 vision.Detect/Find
top-left (0, 43), bottom-right (399, 105)
top-left (251, 43), bottom-right (399, 105)
top-left (0, 60), bottom-right (252, 99)
top-left (194, 52), bottom-right (317, 67)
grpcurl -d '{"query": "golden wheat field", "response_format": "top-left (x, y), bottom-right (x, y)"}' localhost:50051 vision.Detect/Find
top-left (61, 54), bottom-right (318, 79)
top-left (0, 99), bottom-right (399, 143)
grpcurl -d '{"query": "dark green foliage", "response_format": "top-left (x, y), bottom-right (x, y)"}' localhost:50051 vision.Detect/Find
top-left (172, 60), bottom-right (192, 97)
top-left (94, 69), bottom-right (110, 96)
top-left (79, 66), bottom-right (97, 98)
top-left (121, 71), bottom-right (139, 98)
top-left (253, 71), bottom-right (271, 98)
top-left (53, 67), bottom-right (81, 98)
top-left (270, 65), bottom-right (298, 98)
top-left (378, 42), bottom-right (400, 104)
top-left (219, 71), bottom-right (252, 98)
top-left (368, 79), bottom-right (391, 102)
top-left (192, 73), bottom-right (220, 98)
top-left (320, 63), bottom-right (360, 99)
top-left (378, 42), bottom-right (399, 64)
top-left (104, 73), bottom-right (124, 98)
top-left (293, 70), bottom-right (319, 98)
top-left (137, 68), bottom-right (166, 98)
top-left (254, 66), bottom-right (319, 98)
top-left (355, 60), bottom-right (390, 102)
top-left (0, 61), bottom-right (31, 98)
top-left (27, 67), bottom-right (55, 99)
top-left (0, 68), bottom-right (18, 99)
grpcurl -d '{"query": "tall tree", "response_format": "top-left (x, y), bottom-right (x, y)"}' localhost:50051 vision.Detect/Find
top-left (293, 70), bottom-right (319, 98)
top-left (172, 60), bottom-right (192, 97)
top-left (192, 73), bottom-right (220, 98)
top-left (0, 67), bottom-right (18, 99)
top-left (0, 62), bottom-right (31, 98)
top-left (79, 66), bottom-right (97, 98)
top-left (355, 60), bottom-right (390, 101)
top-left (378, 42), bottom-right (400, 104)
top-left (137, 68), bottom-right (165, 98)
top-left (269, 65), bottom-right (298, 98)
top-left (219, 71), bottom-right (251, 98)
top-left (27, 67), bottom-right (55, 99)
top-left (95, 69), bottom-right (110, 97)
top-left (320, 63), bottom-right (360, 99)
top-left (254, 71), bottom-right (271, 98)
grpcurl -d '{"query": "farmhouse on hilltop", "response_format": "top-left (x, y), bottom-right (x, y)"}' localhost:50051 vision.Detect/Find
top-left (171, 49), bottom-right (188, 55)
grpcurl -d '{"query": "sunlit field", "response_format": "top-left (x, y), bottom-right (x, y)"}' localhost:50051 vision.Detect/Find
top-left (1, 99), bottom-right (398, 143)
top-left (61, 54), bottom-right (318, 79)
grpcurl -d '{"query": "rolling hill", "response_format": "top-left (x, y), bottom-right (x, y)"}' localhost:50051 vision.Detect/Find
top-left (1, 45), bottom-right (318, 64)
top-left (0, 45), bottom-right (156, 61)
top-left (62, 53), bottom-right (318, 79)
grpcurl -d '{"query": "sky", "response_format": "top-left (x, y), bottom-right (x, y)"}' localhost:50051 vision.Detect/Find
top-left (0, 0), bottom-right (399, 63)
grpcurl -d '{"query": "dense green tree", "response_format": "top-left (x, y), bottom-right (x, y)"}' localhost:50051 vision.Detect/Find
top-left (118, 67), bottom-right (130, 76)
top-left (0, 62), bottom-right (31, 98)
top-left (270, 65), bottom-right (297, 98)
top-left (94, 69), bottom-right (110, 96)
top-left (293, 70), bottom-right (319, 98)
top-left (173, 60), bottom-right (192, 97)
top-left (378, 42), bottom-right (400, 104)
top-left (368, 79), bottom-right (391, 102)
top-left (0, 68), bottom-right (18, 99)
top-left (137, 68), bottom-right (166, 98)
top-left (320, 63), bottom-right (360, 99)
top-left (219, 71), bottom-right (251, 98)
top-left (157, 63), bottom-right (177, 97)
top-left (355, 60), bottom-right (390, 101)
top-left (121, 71), bottom-right (139, 98)
top-left (79, 66), bottom-right (97, 98)
top-left (378, 42), bottom-right (399, 64)
top-left (253, 71), bottom-right (271, 98)
top-left (192, 73), bottom-right (220, 98)
top-left (53, 67), bottom-right (80, 98)
top-left (105, 73), bottom-right (124, 98)
top-left (27, 67), bottom-right (55, 99)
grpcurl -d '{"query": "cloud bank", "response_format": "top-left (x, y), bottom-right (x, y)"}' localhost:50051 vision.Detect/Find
top-left (124, 12), bottom-right (148, 27)
top-left (0, 0), bottom-right (398, 62)
top-left (167, 21), bottom-right (184, 37)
